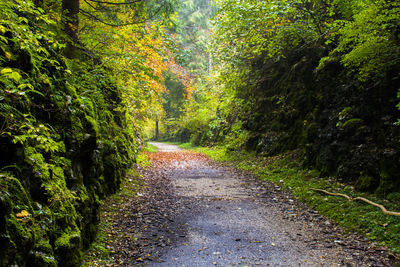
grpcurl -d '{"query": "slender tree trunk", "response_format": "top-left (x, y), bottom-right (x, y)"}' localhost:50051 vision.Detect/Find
top-left (155, 120), bottom-right (159, 140)
top-left (62, 0), bottom-right (79, 58)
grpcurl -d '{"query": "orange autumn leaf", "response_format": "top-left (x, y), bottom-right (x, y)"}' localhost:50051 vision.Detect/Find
top-left (16, 210), bottom-right (30, 218)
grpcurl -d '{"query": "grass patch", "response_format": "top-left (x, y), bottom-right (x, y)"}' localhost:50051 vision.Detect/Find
top-left (178, 143), bottom-right (231, 160)
top-left (136, 151), bottom-right (152, 168)
top-left (143, 142), bottom-right (158, 153)
top-left (180, 143), bottom-right (400, 255)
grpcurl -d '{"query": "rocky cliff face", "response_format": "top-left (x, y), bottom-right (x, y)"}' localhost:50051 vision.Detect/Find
top-left (240, 47), bottom-right (400, 195)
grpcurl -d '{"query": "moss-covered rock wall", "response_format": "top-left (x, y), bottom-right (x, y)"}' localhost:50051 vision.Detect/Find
top-left (0, 2), bottom-right (137, 266)
top-left (235, 46), bottom-right (400, 195)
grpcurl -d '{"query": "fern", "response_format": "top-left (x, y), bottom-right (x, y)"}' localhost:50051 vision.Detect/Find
top-left (0, 102), bottom-right (24, 119)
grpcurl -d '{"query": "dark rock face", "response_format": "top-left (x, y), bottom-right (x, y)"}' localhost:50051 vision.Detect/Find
top-left (239, 47), bottom-right (400, 194)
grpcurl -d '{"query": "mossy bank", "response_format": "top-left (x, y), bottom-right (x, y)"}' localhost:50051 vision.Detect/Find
top-left (0, 2), bottom-right (138, 266)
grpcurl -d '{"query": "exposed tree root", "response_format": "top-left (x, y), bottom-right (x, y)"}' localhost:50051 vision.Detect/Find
top-left (310, 188), bottom-right (400, 216)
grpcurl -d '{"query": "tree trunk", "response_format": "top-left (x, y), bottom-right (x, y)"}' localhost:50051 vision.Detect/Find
top-left (155, 120), bottom-right (159, 140)
top-left (62, 0), bottom-right (79, 58)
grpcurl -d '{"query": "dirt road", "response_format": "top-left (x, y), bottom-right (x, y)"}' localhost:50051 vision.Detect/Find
top-left (98, 142), bottom-right (396, 266)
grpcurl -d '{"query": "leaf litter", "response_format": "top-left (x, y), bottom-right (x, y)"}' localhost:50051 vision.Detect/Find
top-left (83, 148), bottom-right (399, 266)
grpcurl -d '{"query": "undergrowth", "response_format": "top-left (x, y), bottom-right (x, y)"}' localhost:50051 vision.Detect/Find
top-left (82, 145), bottom-right (157, 266)
top-left (179, 143), bottom-right (400, 255)
top-left (82, 166), bottom-right (146, 266)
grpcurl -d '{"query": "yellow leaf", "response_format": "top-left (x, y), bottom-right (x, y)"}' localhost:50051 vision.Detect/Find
top-left (10, 71), bottom-right (22, 82)
top-left (18, 83), bottom-right (34, 90)
top-left (0, 68), bottom-right (21, 82)
top-left (0, 68), bottom-right (12, 75)
top-left (5, 51), bottom-right (12, 60)
top-left (16, 210), bottom-right (30, 218)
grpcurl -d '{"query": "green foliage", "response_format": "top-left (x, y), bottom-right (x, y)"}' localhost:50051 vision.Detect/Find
top-left (12, 123), bottom-right (63, 153)
top-left (0, 0), bottom-right (139, 265)
top-left (163, 72), bottom-right (187, 119)
top-left (213, 0), bottom-right (328, 61)
top-left (173, 0), bottom-right (215, 75)
top-left (2, 0), bottom-right (400, 263)
top-left (332, 0), bottom-right (400, 81)
top-left (0, 173), bottom-right (57, 266)
top-left (174, 0), bottom-right (400, 197)
top-left (143, 143), bottom-right (158, 153)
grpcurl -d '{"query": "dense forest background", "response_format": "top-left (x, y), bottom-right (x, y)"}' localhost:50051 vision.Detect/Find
top-left (1, 0), bottom-right (399, 265)
top-left (156, 0), bottom-right (400, 196)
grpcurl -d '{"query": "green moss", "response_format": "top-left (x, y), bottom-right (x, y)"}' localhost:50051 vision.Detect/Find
top-left (51, 200), bottom-right (78, 227)
top-left (0, 11), bottom-right (135, 265)
top-left (375, 170), bottom-right (392, 196)
top-left (355, 175), bottom-right (379, 192)
top-left (29, 239), bottom-right (57, 267)
top-left (29, 253), bottom-right (57, 267)
top-left (341, 118), bottom-right (363, 130)
top-left (0, 175), bottom-right (37, 265)
top-left (0, 174), bottom-right (32, 209)
top-left (25, 147), bottom-right (51, 181)
top-left (55, 229), bottom-right (81, 248)
top-left (84, 115), bottom-right (99, 135)
top-left (70, 117), bottom-right (85, 143)
top-left (6, 215), bottom-right (34, 248)
top-left (54, 228), bottom-right (82, 266)
top-left (338, 107), bottom-right (352, 120)
top-left (77, 185), bottom-right (90, 203)
top-left (35, 239), bottom-right (54, 254)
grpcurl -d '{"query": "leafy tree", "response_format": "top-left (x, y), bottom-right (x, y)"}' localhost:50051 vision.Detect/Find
top-left (176, 0), bottom-right (400, 194)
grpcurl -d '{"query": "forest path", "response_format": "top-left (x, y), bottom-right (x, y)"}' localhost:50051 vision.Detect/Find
top-left (148, 142), bottom-right (183, 152)
top-left (96, 143), bottom-right (394, 266)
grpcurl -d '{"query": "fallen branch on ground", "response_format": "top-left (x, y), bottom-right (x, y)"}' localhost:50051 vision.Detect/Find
top-left (310, 188), bottom-right (400, 216)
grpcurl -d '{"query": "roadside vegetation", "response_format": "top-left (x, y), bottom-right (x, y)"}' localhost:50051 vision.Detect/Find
top-left (82, 169), bottom-right (142, 266)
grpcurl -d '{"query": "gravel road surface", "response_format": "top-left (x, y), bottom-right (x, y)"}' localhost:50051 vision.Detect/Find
top-left (94, 142), bottom-right (396, 266)
top-left (140, 142), bottom-right (396, 266)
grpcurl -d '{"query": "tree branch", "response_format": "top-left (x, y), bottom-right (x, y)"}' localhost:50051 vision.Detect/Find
top-left (86, 0), bottom-right (143, 5)
top-left (79, 8), bottom-right (146, 26)
top-left (80, 0), bottom-right (169, 27)
top-left (310, 188), bottom-right (400, 216)
top-left (83, 0), bottom-right (107, 11)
